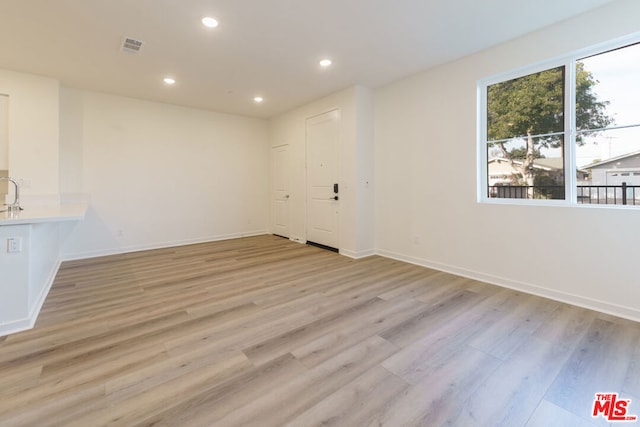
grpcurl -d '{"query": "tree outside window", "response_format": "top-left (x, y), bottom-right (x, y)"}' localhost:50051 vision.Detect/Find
top-left (481, 40), bottom-right (640, 206)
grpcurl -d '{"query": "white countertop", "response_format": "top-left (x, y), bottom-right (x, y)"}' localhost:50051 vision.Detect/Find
top-left (0, 203), bottom-right (87, 226)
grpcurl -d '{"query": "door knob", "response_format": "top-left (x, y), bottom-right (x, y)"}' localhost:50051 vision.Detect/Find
top-left (330, 195), bottom-right (339, 200)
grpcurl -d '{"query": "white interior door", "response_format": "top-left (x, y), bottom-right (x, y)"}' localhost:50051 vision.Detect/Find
top-left (306, 110), bottom-right (340, 249)
top-left (271, 144), bottom-right (290, 238)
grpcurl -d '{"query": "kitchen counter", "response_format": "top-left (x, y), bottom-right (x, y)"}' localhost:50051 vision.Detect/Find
top-left (0, 203), bottom-right (87, 225)
top-left (0, 203), bottom-right (87, 336)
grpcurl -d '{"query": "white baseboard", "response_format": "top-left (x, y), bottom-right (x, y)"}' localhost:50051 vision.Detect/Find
top-left (340, 248), bottom-right (376, 259)
top-left (0, 259), bottom-right (61, 337)
top-left (30, 258), bottom-right (61, 321)
top-left (0, 317), bottom-right (33, 338)
top-left (13, 235), bottom-right (636, 338)
top-left (61, 229), bottom-right (270, 261)
top-left (376, 249), bottom-right (640, 323)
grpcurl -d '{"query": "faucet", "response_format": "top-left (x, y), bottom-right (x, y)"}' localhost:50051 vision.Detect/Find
top-left (0, 176), bottom-right (21, 213)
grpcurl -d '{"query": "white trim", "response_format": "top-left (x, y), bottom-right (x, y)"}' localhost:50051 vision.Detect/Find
top-left (574, 32), bottom-right (640, 63)
top-left (6, 234), bottom-right (639, 338)
top-left (30, 258), bottom-right (61, 321)
top-left (304, 108), bottom-right (341, 250)
top-left (478, 31), bottom-right (640, 207)
top-left (487, 130), bottom-right (564, 145)
top-left (0, 317), bottom-right (33, 337)
top-left (61, 229), bottom-right (269, 261)
top-left (565, 58), bottom-right (577, 204)
top-left (376, 249), bottom-right (640, 323)
top-left (339, 248), bottom-right (376, 259)
top-left (476, 82), bottom-right (487, 203)
top-left (0, 258), bottom-right (61, 337)
top-left (479, 56), bottom-right (568, 88)
top-left (479, 64), bottom-right (568, 206)
top-left (576, 123), bottom-right (640, 135)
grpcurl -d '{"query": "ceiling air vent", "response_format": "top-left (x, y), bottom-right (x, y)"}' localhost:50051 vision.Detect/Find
top-left (122, 37), bottom-right (144, 54)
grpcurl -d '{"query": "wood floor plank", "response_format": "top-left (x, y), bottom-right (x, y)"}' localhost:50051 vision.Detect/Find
top-left (373, 347), bottom-right (501, 426)
top-left (545, 317), bottom-right (640, 424)
top-left (532, 303), bottom-right (597, 345)
top-left (525, 400), bottom-right (600, 427)
top-left (241, 296), bottom-right (389, 366)
top-left (623, 337), bottom-right (640, 397)
top-left (148, 352), bottom-right (308, 426)
top-left (381, 304), bottom-right (502, 385)
top-left (214, 335), bottom-right (399, 427)
top-left (379, 288), bottom-right (490, 348)
top-left (163, 301), bottom-right (319, 358)
top-left (290, 297), bottom-right (428, 368)
top-left (1, 235), bottom-right (639, 426)
top-left (68, 352), bottom-right (252, 427)
top-left (0, 364), bottom-right (42, 398)
top-left (282, 365), bottom-right (410, 427)
top-left (0, 382), bottom-right (106, 426)
top-left (452, 336), bottom-right (577, 426)
top-left (469, 295), bottom-right (562, 360)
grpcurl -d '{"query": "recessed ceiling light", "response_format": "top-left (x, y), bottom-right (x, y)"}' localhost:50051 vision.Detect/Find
top-left (253, 96), bottom-right (264, 103)
top-left (319, 59), bottom-right (332, 68)
top-left (163, 77), bottom-right (176, 85)
top-left (202, 17), bottom-right (219, 28)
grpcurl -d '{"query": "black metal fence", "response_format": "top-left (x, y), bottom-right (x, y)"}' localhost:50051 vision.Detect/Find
top-left (489, 185), bottom-right (565, 200)
top-left (577, 183), bottom-right (639, 205)
top-left (489, 183), bottom-right (640, 205)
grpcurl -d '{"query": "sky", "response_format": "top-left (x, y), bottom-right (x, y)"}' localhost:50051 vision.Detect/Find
top-left (491, 41), bottom-right (640, 169)
top-left (575, 42), bottom-right (640, 167)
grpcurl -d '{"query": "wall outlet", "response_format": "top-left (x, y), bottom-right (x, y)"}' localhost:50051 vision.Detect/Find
top-left (7, 237), bottom-right (22, 253)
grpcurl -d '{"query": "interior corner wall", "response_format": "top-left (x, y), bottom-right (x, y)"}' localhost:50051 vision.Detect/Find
top-left (268, 86), bottom-right (375, 258)
top-left (374, 0), bottom-right (640, 320)
top-left (60, 90), bottom-right (270, 259)
top-left (354, 86), bottom-right (375, 256)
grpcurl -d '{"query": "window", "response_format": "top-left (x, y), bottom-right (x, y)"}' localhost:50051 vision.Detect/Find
top-left (479, 35), bottom-right (640, 207)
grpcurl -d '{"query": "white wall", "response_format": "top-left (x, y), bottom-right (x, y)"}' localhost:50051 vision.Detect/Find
top-left (59, 87), bottom-right (84, 199)
top-left (374, 0), bottom-right (640, 320)
top-left (0, 94), bottom-right (8, 170)
top-left (268, 86), bottom-right (375, 258)
top-left (0, 76), bottom-right (269, 335)
top-left (0, 94), bottom-right (7, 202)
top-left (0, 70), bottom-right (59, 201)
top-left (354, 87), bottom-right (375, 255)
top-left (60, 89), bottom-right (269, 259)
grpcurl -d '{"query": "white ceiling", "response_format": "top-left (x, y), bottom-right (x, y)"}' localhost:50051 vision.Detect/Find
top-left (0, 0), bottom-right (616, 118)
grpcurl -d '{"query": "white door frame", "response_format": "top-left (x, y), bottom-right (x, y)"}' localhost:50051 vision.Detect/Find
top-left (305, 108), bottom-right (340, 250)
top-left (271, 144), bottom-right (291, 238)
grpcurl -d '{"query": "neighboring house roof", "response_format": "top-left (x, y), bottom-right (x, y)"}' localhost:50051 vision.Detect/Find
top-left (488, 157), bottom-right (565, 172)
top-left (529, 157), bottom-right (564, 171)
top-left (582, 150), bottom-right (640, 169)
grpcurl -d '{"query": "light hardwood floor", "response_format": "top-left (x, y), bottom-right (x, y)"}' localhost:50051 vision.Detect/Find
top-left (1, 235), bottom-right (639, 426)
